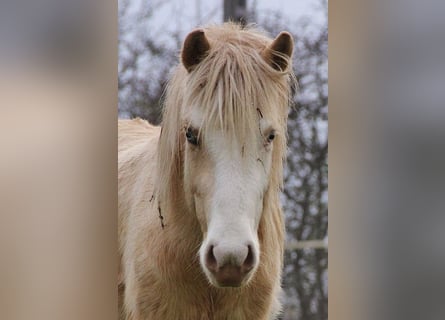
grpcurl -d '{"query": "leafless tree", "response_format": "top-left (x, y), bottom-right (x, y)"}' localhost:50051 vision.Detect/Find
top-left (275, 12), bottom-right (327, 320)
top-left (119, 0), bottom-right (181, 123)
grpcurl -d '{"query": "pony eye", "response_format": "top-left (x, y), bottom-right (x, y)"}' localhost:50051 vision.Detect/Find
top-left (267, 131), bottom-right (276, 142)
top-left (186, 127), bottom-right (199, 146)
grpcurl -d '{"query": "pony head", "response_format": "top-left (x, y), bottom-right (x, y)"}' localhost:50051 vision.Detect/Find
top-left (158, 24), bottom-right (294, 288)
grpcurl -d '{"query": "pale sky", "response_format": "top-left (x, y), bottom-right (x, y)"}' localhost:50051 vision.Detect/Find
top-left (256, 0), bottom-right (326, 23)
top-left (121, 0), bottom-right (326, 51)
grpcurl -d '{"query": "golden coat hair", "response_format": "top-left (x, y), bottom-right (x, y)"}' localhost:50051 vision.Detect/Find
top-left (119, 23), bottom-right (294, 320)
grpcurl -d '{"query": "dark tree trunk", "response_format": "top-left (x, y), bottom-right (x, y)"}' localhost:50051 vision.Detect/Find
top-left (223, 0), bottom-right (247, 26)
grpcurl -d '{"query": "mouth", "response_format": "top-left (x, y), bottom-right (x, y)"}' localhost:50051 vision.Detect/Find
top-left (204, 263), bottom-right (256, 288)
top-left (213, 272), bottom-right (253, 288)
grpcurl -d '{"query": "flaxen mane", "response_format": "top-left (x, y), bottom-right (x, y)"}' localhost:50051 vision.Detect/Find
top-left (119, 23), bottom-right (294, 320)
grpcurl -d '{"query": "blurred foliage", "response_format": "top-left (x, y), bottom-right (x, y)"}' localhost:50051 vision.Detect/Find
top-left (118, 1), bottom-right (327, 319)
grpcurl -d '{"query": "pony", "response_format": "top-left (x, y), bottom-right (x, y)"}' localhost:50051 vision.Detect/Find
top-left (118, 23), bottom-right (294, 320)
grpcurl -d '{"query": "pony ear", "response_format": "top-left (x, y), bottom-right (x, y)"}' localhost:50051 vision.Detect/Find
top-left (181, 29), bottom-right (210, 72)
top-left (262, 31), bottom-right (294, 71)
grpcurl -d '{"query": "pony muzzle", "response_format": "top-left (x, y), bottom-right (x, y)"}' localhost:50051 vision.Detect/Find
top-left (202, 242), bottom-right (257, 287)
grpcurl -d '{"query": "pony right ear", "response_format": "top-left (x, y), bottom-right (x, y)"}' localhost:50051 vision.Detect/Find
top-left (262, 31), bottom-right (294, 71)
top-left (181, 29), bottom-right (210, 72)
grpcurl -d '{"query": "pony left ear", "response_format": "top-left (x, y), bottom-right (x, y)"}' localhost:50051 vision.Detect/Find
top-left (181, 29), bottom-right (210, 72)
top-left (262, 31), bottom-right (294, 71)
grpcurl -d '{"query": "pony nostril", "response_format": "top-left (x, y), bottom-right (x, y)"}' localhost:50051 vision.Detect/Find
top-left (205, 245), bottom-right (217, 272)
top-left (242, 245), bottom-right (255, 271)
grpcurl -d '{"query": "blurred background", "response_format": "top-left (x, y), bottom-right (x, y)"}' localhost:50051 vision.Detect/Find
top-left (119, 1), bottom-right (328, 319)
top-left (3, 1), bottom-right (445, 320)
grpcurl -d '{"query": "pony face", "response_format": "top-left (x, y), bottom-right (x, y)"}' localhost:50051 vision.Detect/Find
top-left (183, 108), bottom-right (278, 287)
top-left (155, 25), bottom-right (294, 288)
